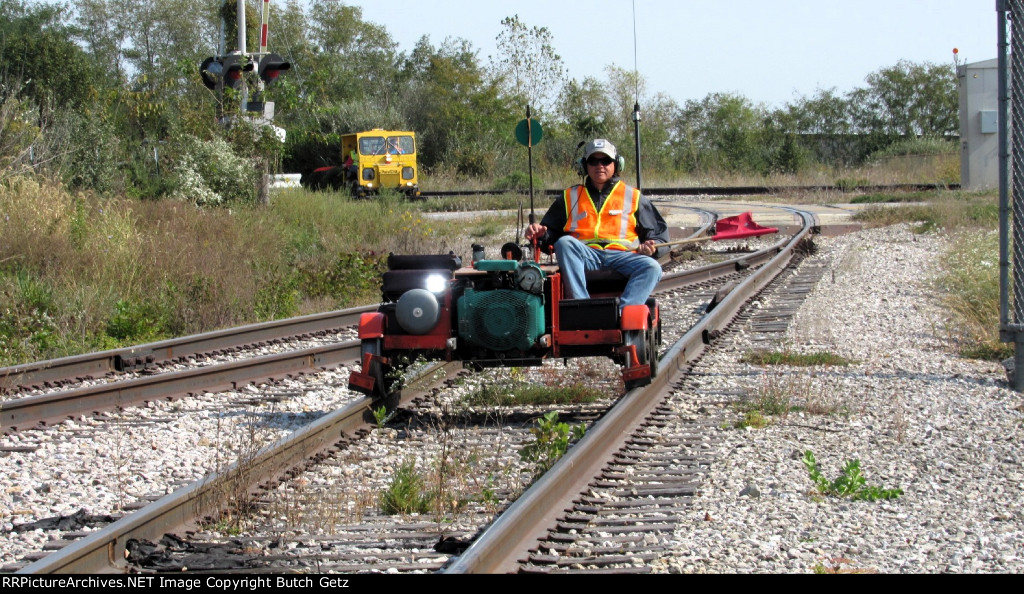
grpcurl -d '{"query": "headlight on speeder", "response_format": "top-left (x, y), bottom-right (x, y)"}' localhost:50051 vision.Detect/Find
top-left (425, 273), bottom-right (448, 294)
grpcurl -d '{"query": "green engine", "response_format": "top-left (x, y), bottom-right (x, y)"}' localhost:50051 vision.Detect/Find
top-left (457, 259), bottom-right (547, 353)
top-left (458, 288), bottom-right (545, 352)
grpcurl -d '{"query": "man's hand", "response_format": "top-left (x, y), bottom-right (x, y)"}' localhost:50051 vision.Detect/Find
top-left (637, 240), bottom-right (657, 257)
top-left (525, 224), bottom-right (547, 242)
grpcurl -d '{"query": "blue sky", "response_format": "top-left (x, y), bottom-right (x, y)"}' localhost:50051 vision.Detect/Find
top-left (335, 0), bottom-right (998, 108)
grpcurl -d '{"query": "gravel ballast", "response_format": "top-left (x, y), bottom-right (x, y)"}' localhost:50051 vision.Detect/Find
top-left (2, 223), bottom-right (1021, 574)
top-left (656, 224), bottom-right (1023, 574)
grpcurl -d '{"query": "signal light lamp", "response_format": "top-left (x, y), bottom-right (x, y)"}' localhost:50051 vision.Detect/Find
top-left (258, 53), bottom-right (291, 86)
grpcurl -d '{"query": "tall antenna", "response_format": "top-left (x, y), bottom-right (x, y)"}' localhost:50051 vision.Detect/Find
top-left (632, 0), bottom-right (640, 102)
top-left (631, 0), bottom-right (643, 190)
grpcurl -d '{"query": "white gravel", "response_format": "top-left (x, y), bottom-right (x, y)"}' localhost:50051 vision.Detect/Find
top-left (2, 222), bottom-right (1021, 574)
top-left (656, 224), bottom-right (1024, 574)
top-left (0, 367), bottom-right (363, 569)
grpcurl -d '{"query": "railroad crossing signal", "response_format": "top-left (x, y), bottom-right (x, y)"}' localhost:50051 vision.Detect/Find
top-left (258, 53), bottom-right (291, 86)
top-left (198, 54), bottom-right (254, 91)
top-left (221, 54), bottom-right (253, 91)
top-left (198, 54), bottom-right (254, 92)
top-left (200, 53), bottom-right (290, 93)
top-left (199, 57), bottom-right (221, 90)
top-left (199, 50), bottom-right (289, 133)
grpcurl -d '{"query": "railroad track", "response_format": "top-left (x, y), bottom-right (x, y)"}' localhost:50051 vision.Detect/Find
top-left (418, 183), bottom-right (957, 199)
top-left (0, 202), bottom-right (727, 403)
top-left (0, 230), bottom-right (765, 434)
top-left (0, 309), bottom-right (373, 399)
top-left (3, 206), bottom-right (819, 573)
top-left (443, 208), bottom-right (816, 573)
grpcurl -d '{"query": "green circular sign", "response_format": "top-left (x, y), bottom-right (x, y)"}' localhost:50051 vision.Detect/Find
top-left (515, 118), bottom-right (543, 147)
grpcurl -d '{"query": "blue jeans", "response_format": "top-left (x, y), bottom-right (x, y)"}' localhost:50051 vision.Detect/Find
top-left (554, 235), bottom-right (662, 309)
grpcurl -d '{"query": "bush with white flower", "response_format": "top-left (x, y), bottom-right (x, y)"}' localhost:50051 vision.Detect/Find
top-left (171, 134), bottom-right (258, 206)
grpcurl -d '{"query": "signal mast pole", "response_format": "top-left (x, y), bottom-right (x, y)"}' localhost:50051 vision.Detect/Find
top-left (236, 0), bottom-right (248, 109)
top-left (236, 0), bottom-right (246, 56)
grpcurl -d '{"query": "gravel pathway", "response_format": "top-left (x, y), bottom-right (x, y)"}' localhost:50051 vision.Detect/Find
top-left (656, 224), bottom-right (1023, 574)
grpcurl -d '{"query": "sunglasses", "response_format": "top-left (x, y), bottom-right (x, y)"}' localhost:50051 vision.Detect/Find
top-left (587, 156), bottom-right (615, 167)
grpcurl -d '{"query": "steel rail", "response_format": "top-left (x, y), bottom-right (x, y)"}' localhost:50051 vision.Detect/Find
top-left (0, 306), bottom-right (374, 392)
top-left (15, 360), bottom-right (463, 574)
top-left (1, 340), bottom-right (362, 433)
top-left (442, 209), bottom-right (815, 574)
top-left (660, 232), bottom-right (794, 290)
top-left (9, 208), bottom-right (804, 572)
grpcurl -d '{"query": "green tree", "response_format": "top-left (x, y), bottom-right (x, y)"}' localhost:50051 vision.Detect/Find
top-left (672, 92), bottom-right (769, 174)
top-left (854, 60), bottom-right (958, 138)
top-left (69, 0), bottom-right (223, 146)
top-left (784, 87), bottom-right (859, 165)
top-left (844, 60), bottom-right (957, 159)
top-left (787, 87), bottom-right (854, 136)
top-left (604, 65), bottom-right (644, 138)
top-left (260, 0), bottom-right (310, 113)
top-left (115, 1), bottom-right (219, 93)
top-left (600, 65), bottom-right (679, 180)
top-left (74, 0), bottom-right (131, 84)
top-left (0, 0), bottom-right (97, 124)
top-left (633, 91), bottom-right (679, 179)
top-left (782, 60), bottom-right (958, 164)
top-left (278, 0), bottom-right (405, 173)
top-left (0, 0), bottom-right (131, 190)
top-left (303, 0), bottom-right (399, 106)
top-left (401, 36), bottom-right (515, 176)
top-left (219, 0), bottom-right (260, 55)
top-left (758, 110), bottom-right (806, 175)
top-left (558, 76), bottom-right (613, 140)
top-left (553, 66), bottom-right (678, 181)
top-left (489, 14), bottom-right (566, 117)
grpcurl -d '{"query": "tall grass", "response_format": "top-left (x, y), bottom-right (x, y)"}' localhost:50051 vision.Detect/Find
top-left (0, 179), bottom-right (475, 365)
top-left (421, 151), bottom-right (958, 195)
top-left (852, 190), bottom-right (998, 232)
top-left (938, 230), bottom-right (1010, 360)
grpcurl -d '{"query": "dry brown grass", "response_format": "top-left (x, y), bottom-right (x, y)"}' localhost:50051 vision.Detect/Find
top-left (0, 178), bottom-right (472, 364)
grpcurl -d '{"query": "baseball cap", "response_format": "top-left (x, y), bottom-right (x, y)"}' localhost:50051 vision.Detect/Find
top-left (583, 139), bottom-right (617, 161)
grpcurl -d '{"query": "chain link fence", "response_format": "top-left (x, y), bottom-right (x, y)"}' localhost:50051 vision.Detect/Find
top-left (1001, 1), bottom-right (1024, 389)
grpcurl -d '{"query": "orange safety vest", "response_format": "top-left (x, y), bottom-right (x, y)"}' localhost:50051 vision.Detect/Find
top-left (562, 181), bottom-right (641, 251)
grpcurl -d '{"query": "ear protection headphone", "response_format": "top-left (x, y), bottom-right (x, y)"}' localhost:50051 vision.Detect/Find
top-left (574, 142), bottom-right (587, 177)
top-left (574, 142), bottom-right (626, 178)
